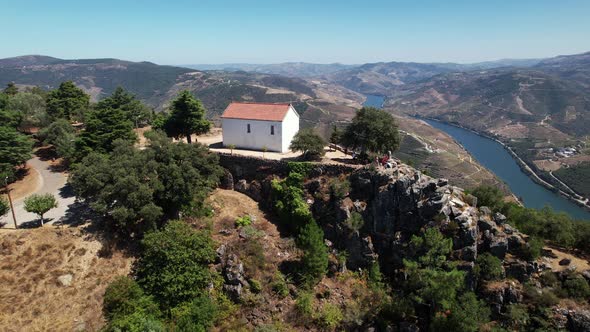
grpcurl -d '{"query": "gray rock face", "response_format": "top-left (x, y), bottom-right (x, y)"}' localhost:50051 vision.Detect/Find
top-left (489, 237), bottom-right (509, 259)
top-left (493, 212), bottom-right (507, 225)
top-left (222, 254), bottom-right (248, 301)
top-left (568, 310), bottom-right (590, 332)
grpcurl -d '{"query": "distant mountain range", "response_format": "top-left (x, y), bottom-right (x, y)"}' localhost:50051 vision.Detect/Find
top-left (1, 52), bottom-right (588, 139)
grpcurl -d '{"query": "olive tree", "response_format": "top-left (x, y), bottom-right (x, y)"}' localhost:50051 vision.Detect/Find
top-left (24, 193), bottom-right (58, 226)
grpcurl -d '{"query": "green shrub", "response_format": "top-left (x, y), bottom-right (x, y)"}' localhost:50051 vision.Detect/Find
top-left (298, 221), bottom-right (329, 285)
top-left (506, 303), bottom-right (530, 329)
top-left (235, 215), bottom-right (252, 227)
top-left (520, 237), bottom-right (544, 261)
top-left (563, 276), bottom-right (590, 300)
top-left (173, 294), bottom-right (218, 332)
top-left (271, 272), bottom-right (290, 298)
top-left (539, 271), bottom-right (559, 287)
top-left (317, 303), bottom-right (343, 330)
top-left (295, 291), bottom-right (314, 320)
top-left (103, 276), bottom-right (160, 320)
top-left (329, 176), bottom-right (350, 200)
top-left (106, 311), bottom-right (165, 332)
top-left (345, 212), bottom-right (364, 232)
top-left (287, 162), bottom-right (314, 176)
top-left (474, 252), bottom-right (504, 281)
top-left (249, 279), bottom-right (262, 294)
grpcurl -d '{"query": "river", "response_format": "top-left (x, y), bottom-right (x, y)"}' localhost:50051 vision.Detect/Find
top-left (362, 94), bottom-right (590, 220)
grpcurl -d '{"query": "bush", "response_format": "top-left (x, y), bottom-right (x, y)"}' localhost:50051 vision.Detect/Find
top-left (106, 311), bottom-right (165, 332)
top-left (235, 215), bottom-right (252, 227)
top-left (470, 185), bottom-right (504, 211)
top-left (520, 237), bottom-right (544, 261)
top-left (135, 221), bottom-right (216, 311)
top-left (271, 272), bottom-right (290, 298)
top-left (344, 212), bottom-right (364, 232)
top-left (474, 252), bottom-right (504, 281)
top-left (563, 276), bottom-right (590, 300)
top-left (329, 176), bottom-right (350, 200)
top-left (249, 279), bottom-right (262, 294)
top-left (103, 276), bottom-right (159, 320)
top-left (506, 303), bottom-right (530, 329)
top-left (539, 271), bottom-right (559, 287)
top-left (0, 197), bottom-right (9, 217)
top-left (295, 291), bottom-right (314, 320)
top-left (173, 295), bottom-right (218, 332)
top-left (317, 303), bottom-right (343, 330)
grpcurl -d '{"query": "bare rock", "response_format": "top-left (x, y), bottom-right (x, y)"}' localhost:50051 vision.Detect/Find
top-left (568, 309), bottom-right (590, 332)
top-left (489, 237), bottom-right (508, 259)
top-left (559, 258), bottom-right (571, 266)
top-left (57, 274), bottom-right (73, 287)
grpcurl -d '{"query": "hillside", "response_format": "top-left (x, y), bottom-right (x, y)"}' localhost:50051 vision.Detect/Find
top-left (0, 55), bottom-right (362, 119)
top-left (185, 62), bottom-right (356, 77)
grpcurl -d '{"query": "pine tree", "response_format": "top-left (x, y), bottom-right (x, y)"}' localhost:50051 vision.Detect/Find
top-left (164, 90), bottom-right (211, 143)
top-left (297, 220), bottom-right (328, 285)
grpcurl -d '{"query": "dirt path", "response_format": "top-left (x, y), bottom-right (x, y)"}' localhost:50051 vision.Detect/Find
top-left (1, 157), bottom-right (75, 228)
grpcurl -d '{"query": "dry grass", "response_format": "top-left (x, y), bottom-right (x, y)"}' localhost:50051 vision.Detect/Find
top-left (0, 227), bottom-right (133, 331)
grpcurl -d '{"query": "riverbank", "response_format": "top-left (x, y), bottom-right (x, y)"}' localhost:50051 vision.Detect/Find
top-left (417, 116), bottom-right (590, 217)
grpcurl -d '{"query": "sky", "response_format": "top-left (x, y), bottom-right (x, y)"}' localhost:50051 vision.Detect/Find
top-left (1, 0), bottom-right (589, 65)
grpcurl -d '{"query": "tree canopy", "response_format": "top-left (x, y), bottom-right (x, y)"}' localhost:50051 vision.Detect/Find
top-left (0, 126), bottom-right (33, 179)
top-left (46, 81), bottom-right (90, 120)
top-left (164, 90), bottom-right (211, 143)
top-left (38, 119), bottom-right (76, 161)
top-left (75, 106), bottom-right (137, 157)
top-left (289, 128), bottom-right (326, 160)
top-left (135, 220), bottom-right (216, 311)
top-left (342, 107), bottom-right (400, 154)
top-left (6, 92), bottom-right (48, 131)
top-left (97, 87), bottom-right (152, 128)
top-left (23, 193), bottom-right (58, 225)
top-left (70, 131), bottom-right (223, 235)
top-left (0, 197), bottom-right (9, 217)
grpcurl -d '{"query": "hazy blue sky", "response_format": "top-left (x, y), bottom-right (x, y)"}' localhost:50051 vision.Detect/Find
top-left (2, 0), bottom-right (589, 64)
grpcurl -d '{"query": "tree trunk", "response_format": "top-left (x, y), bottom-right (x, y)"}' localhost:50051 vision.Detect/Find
top-left (186, 132), bottom-right (192, 144)
top-left (40, 214), bottom-right (44, 226)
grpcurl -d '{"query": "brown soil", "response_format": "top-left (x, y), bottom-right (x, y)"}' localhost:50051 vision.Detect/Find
top-left (0, 227), bottom-right (133, 331)
top-left (3, 164), bottom-right (41, 201)
top-left (542, 246), bottom-right (590, 273)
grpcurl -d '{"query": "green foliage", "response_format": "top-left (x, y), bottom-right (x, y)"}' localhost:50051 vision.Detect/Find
top-left (249, 279), bottom-right (262, 294)
top-left (329, 125), bottom-right (343, 145)
top-left (329, 176), bottom-right (350, 200)
top-left (6, 92), bottom-right (48, 130)
top-left (345, 212), bottom-right (364, 232)
top-left (135, 221), bottom-right (216, 311)
top-left (4, 82), bottom-right (18, 95)
top-left (103, 276), bottom-right (161, 320)
top-left (46, 81), bottom-right (90, 120)
top-left (164, 90), bottom-right (211, 143)
top-left (0, 197), bottom-right (9, 217)
top-left (286, 161), bottom-right (314, 176)
top-left (23, 193), bottom-right (58, 225)
top-left (520, 236), bottom-right (544, 261)
top-left (474, 252), bottom-right (503, 281)
top-left (271, 271), bottom-right (290, 298)
top-left (563, 275), bottom-right (590, 300)
top-left (70, 132), bottom-right (222, 235)
top-left (430, 292), bottom-right (491, 332)
top-left (0, 107), bottom-right (22, 129)
top-left (173, 294), bottom-right (218, 332)
top-left (235, 215), bottom-right (252, 227)
top-left (38, 119), bottom-right (76, 160)
top-left (75, 106), bottom-right (137, 158)
top-left (404, 260), bottom-right (465, 311)
top-left (271, 172), bottom-right (314, 233)
top-left (554, 162), bottom-right (590, 198)
top-left (317, 303), bottom-right (343, 330)
top-left (97, 87), bottom-right (152, 128)
top-left (297, 220), bottom-right (329, 285)
top-left (341, 107), bottom-right (400, 154)
top-left (0, 126), bottom-right (33, 180)
top-left (105, 311), bottom-right (165, 332)
top-left (409, 228), bottom-right (453, 269)
top-left (470, 185), bottom-right (504, 211)
top-left (289, 128), bottom-right (326, 160)
top-left (295, 291), bottom-right (314, 320)
top-left (524, 283), bottom-right (559, 308)
top-left (506, 303), bottom-right (530, 329)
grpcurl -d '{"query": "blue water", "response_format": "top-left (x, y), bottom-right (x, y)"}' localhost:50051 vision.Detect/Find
top-left (363, 94), bottom-right (384, 108)
top-left (423, 119), bottom-right (590, 221)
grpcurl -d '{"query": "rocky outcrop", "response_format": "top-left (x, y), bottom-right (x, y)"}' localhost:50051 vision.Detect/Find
top-left (221, 253), bottom-right (249, 301)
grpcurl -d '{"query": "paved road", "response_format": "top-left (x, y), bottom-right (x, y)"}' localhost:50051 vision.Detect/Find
top-left (1, 157), bottom-right (77, 228)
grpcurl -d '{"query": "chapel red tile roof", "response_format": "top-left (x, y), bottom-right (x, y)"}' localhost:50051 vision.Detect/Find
top-left (221, 102), bottom-right (293, 121)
